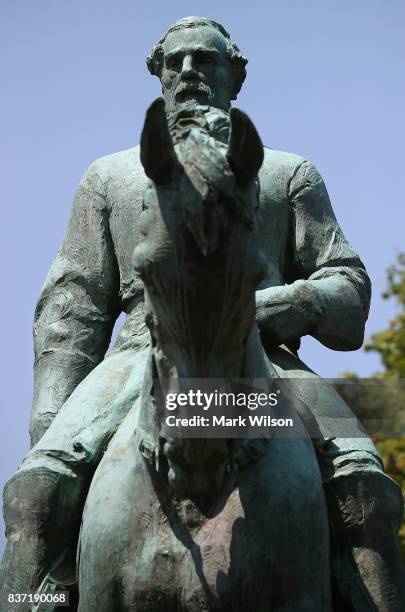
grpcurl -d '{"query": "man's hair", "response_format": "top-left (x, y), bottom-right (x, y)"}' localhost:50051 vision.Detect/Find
top-left (146, 16), bottom-right (247, 100)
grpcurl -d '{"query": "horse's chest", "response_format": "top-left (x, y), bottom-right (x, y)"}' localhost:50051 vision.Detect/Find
top-left (119, 490), bottom-right (262, 611)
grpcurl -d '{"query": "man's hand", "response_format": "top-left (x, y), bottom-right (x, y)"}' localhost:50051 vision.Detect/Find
top-left (255, 280), bottom-right (325, 348)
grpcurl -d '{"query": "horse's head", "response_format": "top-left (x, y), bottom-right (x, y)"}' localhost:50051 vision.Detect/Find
top-left (133, 99), bottom-right (267, 496)
top-left (134, 98), bottom-right (267, 381)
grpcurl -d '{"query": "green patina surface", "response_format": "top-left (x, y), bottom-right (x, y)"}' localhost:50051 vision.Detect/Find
top-left (1, 16), bottom-right (404, 612)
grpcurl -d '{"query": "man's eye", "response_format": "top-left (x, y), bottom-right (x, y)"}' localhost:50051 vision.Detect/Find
top-left (195, 52), bottom-right (216, 65)
top-left (166, 57), bottom-right (180, 69)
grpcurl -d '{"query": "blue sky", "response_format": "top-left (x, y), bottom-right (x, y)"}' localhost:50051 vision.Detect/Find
top-left (1, 1), bottom-right (404, 552)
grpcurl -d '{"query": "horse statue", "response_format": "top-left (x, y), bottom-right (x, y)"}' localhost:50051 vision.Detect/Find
top-left (76, 99), bottom-right (331, 611)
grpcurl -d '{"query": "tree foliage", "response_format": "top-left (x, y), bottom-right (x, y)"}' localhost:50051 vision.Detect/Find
top-left (365, 253), bottom-right (405, 378)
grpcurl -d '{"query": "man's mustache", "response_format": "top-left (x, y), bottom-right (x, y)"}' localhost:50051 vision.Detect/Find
top-left (175, 81), bottom-right (210, 100)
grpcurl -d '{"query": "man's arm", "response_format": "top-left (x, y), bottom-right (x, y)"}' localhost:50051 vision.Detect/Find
top-left (256, 160), bottom-right (371, 351)
top-left (30, 161), bottom-right (120, 446)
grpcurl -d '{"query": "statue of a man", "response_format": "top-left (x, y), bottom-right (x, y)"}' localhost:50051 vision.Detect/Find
top-left (1, 16), bottom-right (404, 610)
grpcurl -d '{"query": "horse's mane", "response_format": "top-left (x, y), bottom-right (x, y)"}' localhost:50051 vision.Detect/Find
top-left (167, 105), bottom-right (256, 230)
top-left (167, 105), bottom-right (230, 146)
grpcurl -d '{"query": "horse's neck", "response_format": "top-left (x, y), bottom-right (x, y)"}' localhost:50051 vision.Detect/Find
top-left (136, 324), bottom-right (274, 497)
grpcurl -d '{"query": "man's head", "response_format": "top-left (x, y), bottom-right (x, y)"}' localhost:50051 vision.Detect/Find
top-left (147, 17), bottom-right (247, 113)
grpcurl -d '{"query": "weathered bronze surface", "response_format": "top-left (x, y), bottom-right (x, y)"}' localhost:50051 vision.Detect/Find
top-left (1, 16), bottom-right (404, 612)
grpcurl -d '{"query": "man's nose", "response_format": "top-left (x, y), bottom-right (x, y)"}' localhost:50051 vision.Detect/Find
top-left (181, 55), bottom-right (198, 79)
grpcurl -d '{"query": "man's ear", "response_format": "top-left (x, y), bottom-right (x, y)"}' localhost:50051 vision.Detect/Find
top-left (227, 107), bottom-right (264, 187)
top-left (140, 98), bottom-right (178, 185)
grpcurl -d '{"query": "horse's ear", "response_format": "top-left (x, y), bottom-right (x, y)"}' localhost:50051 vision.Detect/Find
top-left (140, 98), bottom-right (178, 185)
top-left (227, 108), bottom-right (264, 187)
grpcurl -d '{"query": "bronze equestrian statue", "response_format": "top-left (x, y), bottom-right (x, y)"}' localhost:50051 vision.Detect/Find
top-left (77, 98), bottom-right (331, 610)
top-left (1, 16), bottom-right (404, 612)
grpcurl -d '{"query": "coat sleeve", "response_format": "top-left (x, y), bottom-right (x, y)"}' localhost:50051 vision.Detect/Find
top-left (30, 161), bottom-right (121, 445)
top-left (287, 159), bottom-right (371, 351)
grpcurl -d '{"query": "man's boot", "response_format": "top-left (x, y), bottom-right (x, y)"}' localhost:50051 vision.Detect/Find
top-left (1, 464), bottom-right (87, 611)
top-left (325, 471), bottom-right (405, 611)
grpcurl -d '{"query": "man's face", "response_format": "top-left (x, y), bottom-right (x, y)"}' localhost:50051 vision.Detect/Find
top-left (160, 25), bottom-right (234, 113)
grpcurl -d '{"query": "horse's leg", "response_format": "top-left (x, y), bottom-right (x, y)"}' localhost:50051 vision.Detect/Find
top-left (77, 402), bottom-right (135, 611)
top-left (225, 437), bottom-right (332, 612)
top-left (77, 400), bottom-right (166, 612)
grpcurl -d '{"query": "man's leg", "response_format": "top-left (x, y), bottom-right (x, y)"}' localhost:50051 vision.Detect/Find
top-left (1, 460), bottom-right (87, 603)
top-left (269, 346), bottom-right (405, 611)
top-left (1, 347), bottom-right (149, 609)
top-left (322, 452), bottom-right (405, 612)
